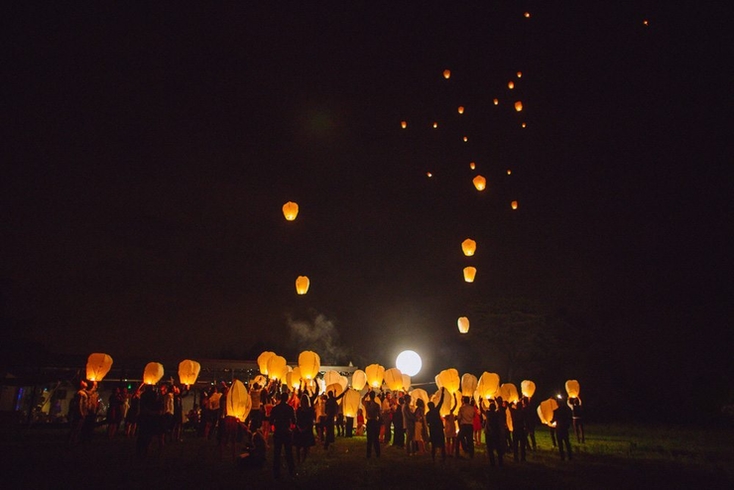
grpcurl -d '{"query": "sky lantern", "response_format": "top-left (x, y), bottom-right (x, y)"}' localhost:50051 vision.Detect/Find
top-left (267, 355), bottom-right (287, 381)
top-left (521, 380), bottom-right (536, 399)
top-left (339, 375), bottom-right (349, 393)
top-left (643, 19), bottom-right (649, 26)
top-left (402, 373), bottom-right (411, 391)
top-left (515, 101), bottom-right (523, 112)
top-left (463, 267), bottom-right (476, 283)
top-left (511, 200), bottom-right (519, 210)
top-left (500, 383), bottom-right (520, 403)
top-left (472, 175), bottom-right (486, 191)
top-left (401, 120), bottom-right (407, 129)
top-left (517, 71), bottom-right (523, 78)
top-left (342, 389), bottom-right (361, 418)
top-left (443, 69), bottom-right (451, 79)
top-left (143, 362), bottom-right (164, 385)
top-left (326, 382), bottom-right (344, 397)
top-left (461, 238), bottom-right (476, 256)
top-left (365, 364), bottom-right (385, 388)
top-left (457, 106), bottom-right (464, 114)
top-left (257, 351), bottom-right (275, 375)
top-left (538, 398), bottom-right (559, 425)
top-left (493, 98), bottom-right (499, 105)
top-left (521, 122), bottom-right (527, 128)
top-left (295, 275), bottom-right (310, 295)
top-left (384, 368), bottom-right (403, 391)
top-left (469, 162), bottom-right (476, 170)
top-left (324, 369), bottom-right (341, 387)
top-left (426, 172), bottom-right (433, 178)
top-left (432, 388), bottom-right (452, 417)
top-left (86, 353), bottom-right (113, 382)
top-left (178, 359), bottom-right (201, 387)
top-left (282, 201), bottom-right (299, 221)
top-left (457, 316), bottom-right (470, 334)
top-left (461, 373), bottom-right (478, 395)
top-left (410, 388), bottom-right (429, 409)
top-left (433, 122), bottom-right (438, 129)
top-left (463, 136), bottom-right (468, 142)
top-left (351, 369), bottom-right (367, 391)
top-left (508, 80), bottom-right (515, 89)
top-left (565, 379), bottom-right (581, 398)
top-left (524, 12), bottom-right (531, 18)
top-left (298, 350), bottom-right (320, 380)
top-left (438, 368), bottom-right (460, 394)
top-left (507, 169), bottom-right (512, 175)
top-left (478, 372), bottom-right (500, 399)
top-left (226, 380), bottom-right (252, 422)
top-left (286, 370), bottom-right (300, 390)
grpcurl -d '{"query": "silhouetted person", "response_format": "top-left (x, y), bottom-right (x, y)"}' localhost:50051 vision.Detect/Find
top-left (425, 389), bottom-right (446, 461)
top-left (362, 390), bottom-right (381, 458)
top-left (392, 396), bottom-right (404, 447)
top-left (323, 388), bottom-right (346, 450)
top-left (456, 396), bottom-right (475, 458)
top-left (552, 399), bottom-right (573, 461)
top-left (568, 396), bottom-right (585, 443)
top-left (270, 392), bottom-right (296, 479)
top-left (482, 399), bottom-right (505, 467)
top-left (510, 401), bottom-right (527, 462)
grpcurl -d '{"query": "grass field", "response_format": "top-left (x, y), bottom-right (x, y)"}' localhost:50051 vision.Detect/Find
top-left (2, 423), bottom-right (732, 489)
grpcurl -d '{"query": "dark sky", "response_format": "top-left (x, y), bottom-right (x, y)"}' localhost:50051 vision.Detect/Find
top-left (2, 3), bottom-right (731, 391)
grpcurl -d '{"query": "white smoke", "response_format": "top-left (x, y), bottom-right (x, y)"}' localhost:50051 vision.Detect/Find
top-left (287, 311), bottom-right (347, 365)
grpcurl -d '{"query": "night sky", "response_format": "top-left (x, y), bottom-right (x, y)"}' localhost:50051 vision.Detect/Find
top-left (3, 3), bottom-right (732, 413)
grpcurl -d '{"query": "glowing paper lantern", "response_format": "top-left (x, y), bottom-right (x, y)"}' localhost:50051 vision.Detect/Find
top-left (286, 368), bottom-right (302, 390)
top-left (226, 380), bottom-right (252, 422)
top-left (565, 380), bottom-right (581, 398)
top-left (433, 122), bottom-right (438, 129)
top-left (298, 351), bottom-right (320, 380)
top-left (461, 373), bottom-right (478, 395)
top-left (463, 136), bottom-right (468, 142)
top-left (493, 98), bottom-right (499, 105)
top-left (434, 374), bottom-right (442, 390)
top-left (511, 200), bottom-right (519, 210)
top-left (324, 370), bottom-right (341, 388)
top-left (477, 372), bottom-right (501, 399)
top-left (461, 239), bottom-right (476, 256)
top-left (521, 122), bottom-right (527, 128)
top-left (351, 369), bottom-right (367, 391)
top-left (384, 368), bottom-right (403, 391)
top-left (266, 355), bottom-right (287, 381)
top-left (443, 69), bottom-right (451, 79)
top-left (463, 267), bottom-right (477, 283)
top-left (86, 353), bottom-right (113, 382)
top-left (538, 398), bottom-right (559, 425)
top-left (282, 201), bottom-right (299, 221)
top-left (426, 172), bottom-right (433, 178)
top-left (401, 120), bottom-right (407, 129)
top-left (521, 380), bottom-right (536, 399)
top-left (257, 351), bottom-right (275, 375)
top-left (438, 368), bottom-right (460, 394)
top-left (338, 375), bottom-right (348, 393)
top-left (457, 106), bottom-right (464, 114)
top-left (402, 374), bottom-right (411, 391)
top-left (295, 276), bottom-right (310, 295)
top-left (431, 388), bottom-right (452, 416)
top-left (143, 362), bottom-right (164, 385)
top-left (506, 407), bottom-right (514, 432)
top-left (507, 169), bottom-right (512, 175)
top-left (469, 162), bottom-right (476, 170)
top-left (410, 388), bottom-right (429, 409)
top-left (472, 175), bottom-right (486, 191)
top-left (342, 389), bottom-right (361, 418)
top-left (500, 383), bottom-right (519, 403)
top-left (514, 101), bottom-right (523, 112)
top-left (508, 81), bottom-right (515, 89)
top-left (524, 12), bottom-right (531, 18)
top-left (326, 383), bottom-right (344, 397)
top-left (365, 364), bottom-right (385, 388)
top-left (252, 375), bottom-right (266, 387)
top-left (457, 316), bottom-right (470, 333)
top-left (517, 71), bottom-right (523, 78)
top-left (178, 359), bottom-right (201, 387)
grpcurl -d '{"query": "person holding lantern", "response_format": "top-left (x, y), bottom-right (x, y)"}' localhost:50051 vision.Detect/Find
top-left (567, 396), bottom-right (585, 444)
top-left (456, 396), bottom-right (475, 458)
top-left (294, 384), bottom-right (320, 464)
top-left (270, 392), bottom-right (296, 479)
top-left (362, 389), bottom-right (382, 458)
top-left (443, 393), bottom-right (458, 457)
top-left (392, 397), bottom-right (404, 448)
top-left (323, 388), bottom-right (346, 450)
top-left (67, 380), bottom-right (89, 445)
top-left (426, 389), bottom-right (446, 461)
top-left (552, 398), bottom-right (573, 461)
top-left (482, 399), bottom-right (505, 467)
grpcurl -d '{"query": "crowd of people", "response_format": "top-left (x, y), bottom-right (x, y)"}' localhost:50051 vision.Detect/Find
top-left (67, 376), bottom-right (585, 479)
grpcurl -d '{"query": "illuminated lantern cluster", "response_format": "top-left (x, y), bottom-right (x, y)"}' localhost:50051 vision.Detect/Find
top-left (298, 350), bottom-right (320, 380)
top-left (295, 275), bottom-right (310, 295)
top-left (143, 362), bottom-right (165, 385)
top-left (178, 359), bottom-right (201, 387)
top-left (86, 353), bottom-right (113, 382)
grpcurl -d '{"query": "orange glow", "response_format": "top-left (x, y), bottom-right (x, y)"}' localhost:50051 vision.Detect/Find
top-left (493, 98), bottom-right (499, 105)
top-left (426, 172), bottom-right (433, 178)
top-left (433, 122), bottom-right (438, 129)
top-left (517, 71), bottom-right (523, 78)
top-left (457, 106), bottom-right (464, 114)
top-left (282, 201), bottom-right (299, 221)
top-left (511, 200), bottom-right (518, 210)
top-left (457, 316), bottom-right (470, 334)
top-left (524, 12), bottom-right (531, 18)
top-left (295, 275), bottom-right (310, 295)
top-left (443, 69), bottom-right (451, 79)
top-left (401, 120), bottom-right (407, 129)
top-left (508, 81), bottom-right (515, 89)
top-left (514, 101), bottom-right (523, 112)
top-left (469, 162), bottom-right (476, 170)
top-left (463, 136), bottom-right (468, 142)
top-left (507, 169), bottom-right (512, 175)
top-left (463, 267), bottom-right (477, 283)
top-left (472, 175), bottom-right (486, 191)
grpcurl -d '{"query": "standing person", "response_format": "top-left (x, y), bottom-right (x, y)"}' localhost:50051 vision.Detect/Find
top-left (171, 385), bottom-right (184, 442)
top-left (413, 399), bottom-right (427, 455)
top-left (68, 380), bottom-right (89, 445)
top-left (444, 393), bottom-right (458, 457)
top-left (472, 398), bottom-right (482, 446)
top-left (159, 384), bottom-right (174, 445)
top-left (362, 390), bottom-right (382, 458)
top-left (125, 388), bottom-right (140, 437)
top-left (81, 381), bottom-right (99, 443)
top-left (106, 387), bottom-right (124, 439)
top-left (456, 396), bottom-right (475, 458)
top-left (552, 398), bottom-right (573, 461)
top-left (509, 401), bottom-right (527, 462)
top-left (294, 394), bottom-right (316, 463)
top-left (323, 389), bottom-right (346, 450)
top-left (205, 385), bottom-right (221, 440)
top-left (521, 396), bottom-right (537, 451)
top-left (402, 394), bottom-right (416, 455)
top-left (425, 390), bottom-right (446, 461)
top-left (392, 396), bottom-right (404, 448)
top-left (482, 399), bottom-right (505, 467)
top-left (568, 396), bottom-right (585, 444)
top-left (380, 392), bottom-right (393, 444)
top-left (136, 384), bottom-right (158, 458)
top-left (270, 392), bottom-right (296, 480)
top-left (248, 382), bottom-right (263, 432)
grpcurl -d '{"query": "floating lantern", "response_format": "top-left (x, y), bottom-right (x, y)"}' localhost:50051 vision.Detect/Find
top-left (178, 359), bottom-right (201, 387)
top-left (339, 375), bottom-right (349, 393)
top-left (432, 388), bottom-right (452, 417)
top-left (227, 380), bottom-right (252, 422)
top-left (643, 19), bottom-right (649, 26)
top-left (324, 370), bottom-right (341, 387)
top-left (461, 238), bottom-right (476, 256)
top-left (401, 120), bottom-right (407, 129)
top-left (537, 398), bottom-right (559, 425)
top-left (469, 162), bottom-right (476, 170)
top-left (507, 169), bottom-right (512, 175)
top-left (365, 364), bottom-right (385, 388)
top-left (257, 351), bottom-right (275, 375)
top-left (433, 122), bottom-right (438, 129)
top-left (517, 71), bottom-right (523, 78)
top-left (410, 388), bottom-right (429, 409)
top-left (384, 368), bottom-right (404, 391)
top-left (511, 200), bottom-right (519, 210)
top-left (524, 12), bottom-right (531, 18)
top-left (461, 373), bottom-right (478, 395)
top-left (500, 383), bottom-right (519, 403)
top-left (426, 172), bottom-right (433, 178)
top-left (515, 101), bottom-right (523, 112)
top-left (463, 136), bottom-right (468, 142)
top-left (472, 175), bottom-right (486, 191)
top-left (493, 98), bottom-right (499, 105)
top-left (463, 267), bottom-right (476, 283)
top-left (295, 275), bottom-right (310, 295)
top-left (438, 368), bottom-right (460, 394)
top-left (143, 362), bottom-right (164, 385)
top-left (266, 355), bottom-right (287, 381)
top-left (298, 351), bottom-right (320, 380)
top-left (86, 353), bottom-right (113, 382)
top-left (457, 106), bottom-right (464, 114)
top-left (402, 374), bottom-right (411, 391)
top-left (282, 201), bottom-right (299, 221)
top-left (326, 382), bottom-right (343, 397)
top-left (286, 370), bottom-right (301, 390)
top-left (342, 389), bottom-right (361, 418)
top-left (478, 372), bottom-right (501, 399)
top-left (351, 369), bottom-right (367, 391)
top-left (508, 81), bottom-right (515, 89)
top-left (565, 379), bottom-right (581, 398)
top-left (443, 69), bottom-right (451, 79)
top-left (521, 380), bottom-right (536, 399)
top-left (457, 316), bottom-right (470, 333)
top-left (521, 122), bottom-right (527, 128)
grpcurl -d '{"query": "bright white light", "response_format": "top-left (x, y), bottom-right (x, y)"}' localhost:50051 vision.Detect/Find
top-left (396, 350), bottom-right (422, 377)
